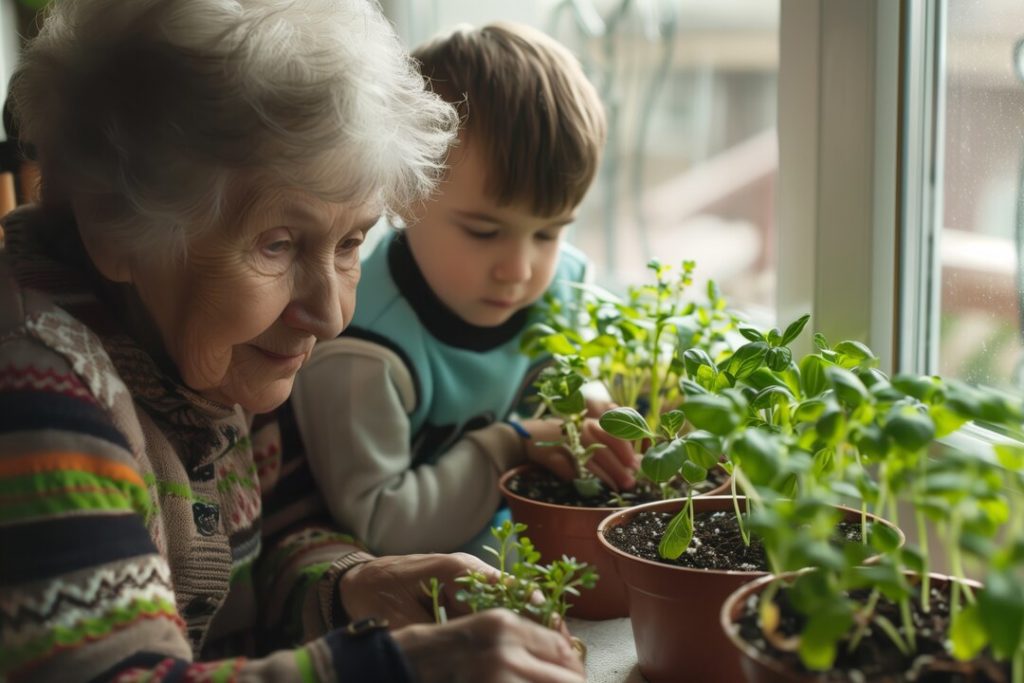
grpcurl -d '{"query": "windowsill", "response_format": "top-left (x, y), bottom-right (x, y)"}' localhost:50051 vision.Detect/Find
top-left (568, 616), bottom-right (643, 682)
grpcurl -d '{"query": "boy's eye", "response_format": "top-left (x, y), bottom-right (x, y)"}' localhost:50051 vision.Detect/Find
top-left (534, 231), bottom-right (559, 242)
top-left (462, 226), bottom-right (499, 240)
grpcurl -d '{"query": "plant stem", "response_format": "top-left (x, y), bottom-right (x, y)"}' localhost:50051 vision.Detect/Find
top-left (731, 466), bottom-right (757, 546)
top-left (1013, 646), bottom-right (1023, 683)
top-left (916, 508), bottom-right (931, 613)
top-left (899, 596), bottom-right (917, 653)
top-left (847, 588), bottom-right (881, 652)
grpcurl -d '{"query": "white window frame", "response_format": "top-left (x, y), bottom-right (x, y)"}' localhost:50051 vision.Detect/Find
top-left (776, 0), bottom-right (901, 369)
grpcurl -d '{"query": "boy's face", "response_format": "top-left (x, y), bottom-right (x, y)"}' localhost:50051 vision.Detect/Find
top-left (404, 141), bottom-right (576, 327)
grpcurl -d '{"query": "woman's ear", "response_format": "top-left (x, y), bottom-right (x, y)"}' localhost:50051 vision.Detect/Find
top-left (71, 195), bottom-right (133, 283)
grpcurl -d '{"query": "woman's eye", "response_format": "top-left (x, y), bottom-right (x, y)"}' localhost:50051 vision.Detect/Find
top-left (265, 240), bottom-right (293, 254)
top-left (338, 237), bottom-right (362, 252)
top-left (258, 229), bottom-right (295, 258)
top-left (534, 231), bottom-right (558, 242)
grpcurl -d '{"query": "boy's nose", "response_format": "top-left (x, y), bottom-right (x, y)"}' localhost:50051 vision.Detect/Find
top-left (493, 249), bottom-right (532, 283)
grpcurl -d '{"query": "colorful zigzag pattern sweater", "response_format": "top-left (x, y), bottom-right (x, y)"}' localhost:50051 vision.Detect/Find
top-left (0, 211), bottom-right (410, 682)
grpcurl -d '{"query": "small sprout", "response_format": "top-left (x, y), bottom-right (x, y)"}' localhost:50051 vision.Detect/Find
top-left (432, 520), bottom-right (598, 630)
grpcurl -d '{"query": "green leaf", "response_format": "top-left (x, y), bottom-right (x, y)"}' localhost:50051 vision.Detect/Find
top-left (731, 428), bottom-right (782, 485)
top-left (682, 394), bottom-right (741, 436)
top-left (815, 408), bottom-right (847, 446)
top-left (552, 391), bottom-right (585, 416)
top-left (659, 409), bottom-right (686, 437)
top-left (854, 423), bottom-right (889, 458)
top-left (883, 409), bottom-right (935, 451)
top-left (799, 354), bottom-right (831, 397)
top-left (658, 502), bottom-right (694, 560)
top-left (900, 546), bottom-right (926, 574)
top-left (798, 603), bottom-right (853, 671)
top-left (600, 407), bottom-right (653, 440)
top-left (680, 460), bottom-right (708, 485)
top-left (727, 342), bottom-right (770, 380)
top-left (684, 432), bottom-right (722, 469)
top-left (579, 334), bottom-right (617, 358)
top-left (752, 385), bottom-right (795, 411)
top-left (541, 333), bottom-right (578, 356)
top-left (642, 439), bottom-right (686, 483)
top-left (891, 373), bottom-right (942, 402)
top-left (950, 602), bottom-right (989, 661)
top-left (573, 477), bottom-right (603, 498)
top-left (827, 366), bottom-right (868, 408)
top-left (739, 326), bottom-right (766, 343)
top-left (766, 346), bottom-right (793, 372)
top-left (995, 444), bottom-right (1024, 471)
top-left (679, 378), bottom-right (708, 396)
top-left (682, 348), bottom-right (715, 376)
top-left (812, 332), bottom-right (829, 351)
top-left (794, 399), bottom-right (827, 423)
top-left (868, 522), bottom-right (902, 554)
top-left (929, 403), bottom-right (969, 438)
top-left (781, 314), bottom-right (811, 346)
top-left (979, 570), bottom-right (1024, 660)
top-left (833, 340), bottom-right (877, 367)
top-left (675, 318), bottom-right (700, 352)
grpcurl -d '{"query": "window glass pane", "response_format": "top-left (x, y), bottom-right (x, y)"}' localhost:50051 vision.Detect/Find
top-left (939, 0), bottom-right (1024, 389)
top-left (384, 0), bottom-right (779, 318)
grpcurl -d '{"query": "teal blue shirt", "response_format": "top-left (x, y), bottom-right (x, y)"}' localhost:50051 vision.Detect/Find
top-left (346, 232), bottom-right (589, 467)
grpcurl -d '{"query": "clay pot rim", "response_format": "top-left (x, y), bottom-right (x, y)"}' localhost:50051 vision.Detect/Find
top-left (498, 463), bottom-right (733, 514)
top-left (596, 495), bottom-right (771, 577)
top-left (718, 569), bottom-right (984, 681)
top-left (596, 496), bottom-right (906, 578)
top-left (499, 464), bottom-right (622, 512)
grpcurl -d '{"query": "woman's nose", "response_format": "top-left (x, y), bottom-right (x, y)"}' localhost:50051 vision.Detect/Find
top-left (282, 263), bottom-right (347, 339)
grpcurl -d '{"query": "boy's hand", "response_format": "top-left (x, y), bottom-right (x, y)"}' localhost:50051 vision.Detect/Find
top-left (520, 417), bottom-right (639, 491)
top-left (584, 396), bottom-right (616, 419)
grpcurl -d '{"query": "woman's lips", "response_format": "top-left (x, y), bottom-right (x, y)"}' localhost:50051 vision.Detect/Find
top-left (253, 346), bottom-right (307, 366)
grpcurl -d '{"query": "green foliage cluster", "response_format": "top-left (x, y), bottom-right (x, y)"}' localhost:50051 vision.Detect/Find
top-left (426, 520), bottom-right (599, 630)
top-left (523, 260), bottom-right (739, 499)
top-left (528, 257), bottom-right (1024, 676)
top-left (599, 315), bottom-right (1024, 677)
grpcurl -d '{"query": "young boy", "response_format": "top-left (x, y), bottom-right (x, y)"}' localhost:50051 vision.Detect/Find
top-left (290, 22), bottom-right (637, 556)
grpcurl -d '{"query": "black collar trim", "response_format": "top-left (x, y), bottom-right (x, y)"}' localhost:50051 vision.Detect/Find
top-left (387, 233), bottom-right (529, 352)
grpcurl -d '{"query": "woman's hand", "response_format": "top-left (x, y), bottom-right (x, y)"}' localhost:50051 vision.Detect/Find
top-left (339, 552), bottom-right (500, 628)
top-left (392, 609), bottom-right (585, 683)
top-left (521, 417), bottom-right (639, 491)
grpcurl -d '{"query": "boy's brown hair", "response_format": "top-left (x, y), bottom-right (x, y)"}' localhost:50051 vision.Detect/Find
top-left (412, 22), bottom-right (606, 217)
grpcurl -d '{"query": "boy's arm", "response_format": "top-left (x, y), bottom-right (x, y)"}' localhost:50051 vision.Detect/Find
top-left (292, 338), bottom-right (528, 555)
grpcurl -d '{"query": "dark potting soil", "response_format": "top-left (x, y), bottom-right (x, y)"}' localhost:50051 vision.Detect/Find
top-left (734, 581), bottom-right (1010, 682)
top-left (505, 465), bottom-right (729, 508)
top-left (603, 509), bottom-right (862, 572)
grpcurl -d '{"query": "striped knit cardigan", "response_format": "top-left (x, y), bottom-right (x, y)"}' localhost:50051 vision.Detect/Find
top-left (0, 213), bottom-right (411, 682)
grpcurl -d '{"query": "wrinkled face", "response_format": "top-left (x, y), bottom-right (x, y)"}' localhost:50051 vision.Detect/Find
top-left (404, 141), bottom-right (575, 327)
top-left (130, 187), bottom-right (379, 413)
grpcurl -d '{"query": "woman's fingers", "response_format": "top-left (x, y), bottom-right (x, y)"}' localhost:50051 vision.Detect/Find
top-left (392, 610), bottom-right (585, 683)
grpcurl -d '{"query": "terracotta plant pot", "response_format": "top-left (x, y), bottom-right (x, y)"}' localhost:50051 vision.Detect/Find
top-left (597, 496), bottom-right (903, 683)
top-left (499, 464), bottom-right (730, 620)
top-left (720, 571), bottom-right (981, 683)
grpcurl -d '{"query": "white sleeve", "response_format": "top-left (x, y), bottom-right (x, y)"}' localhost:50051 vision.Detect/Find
top-left (291, 338), bottom-right (527, 555)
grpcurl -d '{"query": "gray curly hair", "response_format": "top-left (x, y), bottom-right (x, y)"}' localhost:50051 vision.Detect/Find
top-left (10, 0), bottom-right (457, 260)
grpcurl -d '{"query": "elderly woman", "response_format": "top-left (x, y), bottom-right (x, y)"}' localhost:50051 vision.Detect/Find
top-left (0, 1), bottom-right (586, 682)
